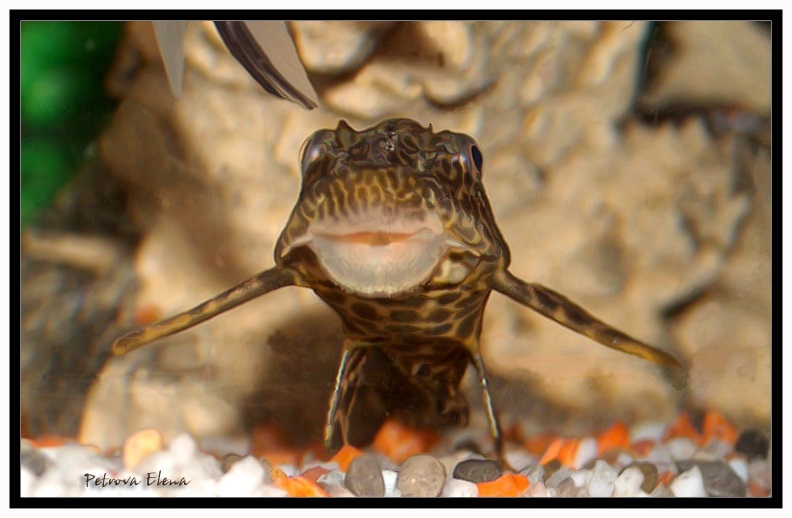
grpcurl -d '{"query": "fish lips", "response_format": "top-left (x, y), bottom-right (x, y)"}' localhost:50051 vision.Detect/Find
top-left (303, 212), bottom-right (450, 297)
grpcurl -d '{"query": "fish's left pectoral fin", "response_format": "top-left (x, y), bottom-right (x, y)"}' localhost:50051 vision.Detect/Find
top-left (489, 270), bottom-right (684, 370)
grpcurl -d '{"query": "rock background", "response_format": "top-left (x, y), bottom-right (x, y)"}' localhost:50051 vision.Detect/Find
top-left (21, 21), bottom-right (771, 453)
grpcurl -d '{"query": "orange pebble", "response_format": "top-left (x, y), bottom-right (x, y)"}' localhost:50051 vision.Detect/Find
top-left (702, 410), bottom-right (738, 446)
top-left (29, 435), bottom-right (73, 448)
top-left (748, 481), bottom-right (771, 497)
top-left (538, 437), bottom-right (564, 465)
top-left (372, 420), bottom-right (436, 464)
top-left (539, 437), bottom-right (581, 467)
top-left (629, 439), bottom-right (657, 457)
top-left (122, 429), bottom-right (163, 469)
top-left (657, 471), bottom-right (675, 488)
top-left (274, 475), bottom-right (329, 497)
top-left (330, 444), bottom-right (363, 472)
top-left (270, 466), bottom-right (288, 481)
top-left (557, 438), bottom-right (583, 467)
top-left (664, 412), bottom-right (703, 445)
top-left (524, 432), bottom-right (556, 456)
top-left (477, 473), bottom-right (530, 497)
top-left (597, 421), bottom-right (630, 454)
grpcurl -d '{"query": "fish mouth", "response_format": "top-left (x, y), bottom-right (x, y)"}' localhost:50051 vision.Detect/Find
top-left (304, 212), bottom-right (448, 297)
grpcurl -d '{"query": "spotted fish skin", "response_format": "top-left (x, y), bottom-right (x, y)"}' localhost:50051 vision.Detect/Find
top-left (112, 119), bottom-right (683, 463)
top-left (273, 119), bottom-right (513, 451)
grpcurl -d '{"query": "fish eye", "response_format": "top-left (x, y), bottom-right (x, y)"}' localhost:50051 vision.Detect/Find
top-left (299, 131), bottom-right (332, 176)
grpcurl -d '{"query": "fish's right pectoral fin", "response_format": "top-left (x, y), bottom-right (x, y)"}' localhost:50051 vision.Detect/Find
top-left (112, 266), bottom-right (299, 355)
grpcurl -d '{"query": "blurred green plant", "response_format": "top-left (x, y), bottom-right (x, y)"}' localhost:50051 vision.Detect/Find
top-left (21, 21), bottom-right (123, 227)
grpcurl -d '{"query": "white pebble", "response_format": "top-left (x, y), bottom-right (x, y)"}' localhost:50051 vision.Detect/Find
top-left (42, 443), bottom-right (107, 478)
top-left (614, 466), bottom-right (645, 497)
top-left (642, 443), bottom-right (676, 473)
top-left (77, 467), bottom-right (146, 497)
top-left (667, 437), bottom-right (698, 461)
top-left (504, 449), bottom-right (538, 472)
top-left (644, 442), bottom-right (671, 460)
top-left (572, 437), bottom-right (598, 469)
top-left (587, 460), bottom-right (617, 497)
top-left (569, 468), bottom-right (593, 488)
top-left (20, 466), bottom-right (36, 497)
top-left (215, 456), bottom-right (265, 497)
top-left (34, 472), bottom-right (79, 497)
top-left (629, 421), bottom-right (666, 442)
top-left (670, 466), bottom-right (707, 497)
top-left (650, 483), bottom-right (674, 497)
top-left (161, 450), bottom-right (222, 491)
top-left (317, 469), bottom-right (346, 487)
top-left (379, 456), bottom-right (400, 472)
top-left (168, 433), bottom-right (198, 465)
top-left (526, 479), bottom-right (553, 497)
top-left (442, 478), bottom-right (478, 497)
top-left (615, 451), bottom-right (636, 471)
top-left (728, 457), bottom-right (749, 483)
top-left (382, 469), bottom-right (399, 497)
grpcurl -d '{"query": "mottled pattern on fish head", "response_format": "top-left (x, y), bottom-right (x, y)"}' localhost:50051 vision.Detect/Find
top-left (275, 118), bottom-right (510, 301)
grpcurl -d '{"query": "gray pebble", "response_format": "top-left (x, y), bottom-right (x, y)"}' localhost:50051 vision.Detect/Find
top-left (542, 458), bottom-right (563, 481)
top-left (521, 463), bottom-right (545, 487)
top-left (557, 477), bottom-right (577, 497)
top-left (345, 454), bottom-right (385, 497)
top-left (545, 466), bottom-right (572, 489)
top-left (452, 458), bottom-right (503, 483)
top-left (735, 429), bottom-right (769, 460)
top-left (397, 454), bottom-right (446, 497)
top-left (623, 461), bottom-right (658, 494)
top-left (256, 457), bottom-right (273, 483)
top-left (21, 447), bottom-right (48, 477)
top-left (221, 453), bottom-right (243, 473)
top-left (677, 460), bottom-right (746, 497)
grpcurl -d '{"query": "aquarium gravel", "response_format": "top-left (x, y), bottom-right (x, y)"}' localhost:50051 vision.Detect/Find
top-left (20, 411), bottom-right (770, 498)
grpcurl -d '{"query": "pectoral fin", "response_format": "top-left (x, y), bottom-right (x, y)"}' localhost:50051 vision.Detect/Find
top-left (112, 266), bottom-right (299, 355)
top-left (489, 270), bottom-right (683, 369)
